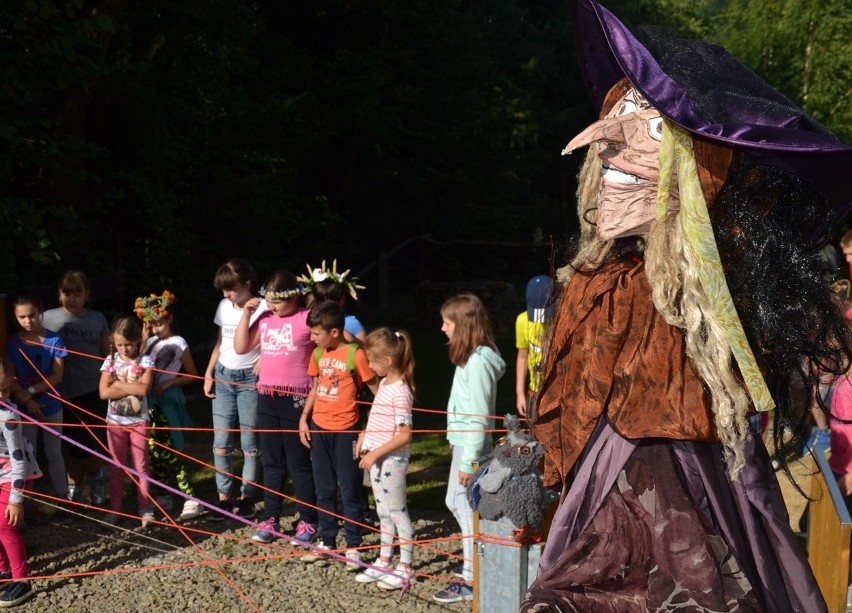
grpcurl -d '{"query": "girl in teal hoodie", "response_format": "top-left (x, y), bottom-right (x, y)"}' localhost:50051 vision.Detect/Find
top-left (434, 293), bottom-right (506, 604)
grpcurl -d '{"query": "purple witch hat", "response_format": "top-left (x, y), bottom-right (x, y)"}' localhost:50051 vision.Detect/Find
top-left (572, 0), bottom-right (852, 234)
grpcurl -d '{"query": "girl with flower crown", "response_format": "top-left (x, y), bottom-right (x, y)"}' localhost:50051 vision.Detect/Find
top-left (234, 270), bottom-right (319, 545)
top-left (138, 292), bottom-right (203, 522)
top-left (301, 260), bottom-right (367, 343)
top-left (98, 316), bottom-right (155, 527)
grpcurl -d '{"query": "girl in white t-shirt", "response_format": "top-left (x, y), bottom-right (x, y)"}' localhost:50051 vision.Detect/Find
top-left (140, 293), bottom-right (202, 522)
top-left (354, 328), bottom-right (415, 590)
top-left (98, 317), bottom-right (154, 527)
top-left (203, 259), bottom-right (265, 521)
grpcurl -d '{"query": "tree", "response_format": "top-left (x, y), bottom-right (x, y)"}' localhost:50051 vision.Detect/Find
top-left (712, 0), bottom-right (852, 141)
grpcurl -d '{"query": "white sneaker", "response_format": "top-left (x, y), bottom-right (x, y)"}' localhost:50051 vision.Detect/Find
top-left (177, 500), bottom-right (202, 522)
top-left (300, 543), bottom-right (331, 565)
top-left (355, 559), bottom-right (393, 583)
top-left (345, 549), bottom-right (362, 572)
top-left (377, 564), bottom-right (414, 591)
top-left (140, 510), bottom-right (156, 528)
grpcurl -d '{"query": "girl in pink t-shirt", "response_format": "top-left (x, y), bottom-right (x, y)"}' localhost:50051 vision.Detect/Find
top-left (234, 270), bottom-right (318, 545)
top-left (354, 328), bottom-right (415, 590)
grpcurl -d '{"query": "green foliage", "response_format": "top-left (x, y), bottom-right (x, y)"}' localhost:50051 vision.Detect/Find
top-left (710, 0), bottom-right (852, 141)
top-left (1, 0), bottom-right (849, 304)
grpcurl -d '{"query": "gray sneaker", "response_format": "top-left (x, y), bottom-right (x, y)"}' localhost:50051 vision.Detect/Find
top-left (90, 466), bottom-right (109, 506)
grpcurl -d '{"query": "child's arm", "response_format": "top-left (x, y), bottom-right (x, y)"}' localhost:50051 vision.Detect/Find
top-left (515, 348), bottom-right (529, 414)
top-left (7, 363), bottom-right (45, 420)
top-left (154, 347), bottom-right (200, 395)
top-left (99, 368), bottom-right (154, 400)
top-left (0, 412), bottom-right (27, 525)
top-left (298, 380), bottom-right (317, 448)
top-left (203, 331), bottom-right (222, 399)
top-left (458, 353), bottom-right (498, 486)
top-left (365, 375), bottom-right (379, 397)
top-left (233, 298), bottom-right (262, 355)
top-left (359, 425), bottom-right (412, 471)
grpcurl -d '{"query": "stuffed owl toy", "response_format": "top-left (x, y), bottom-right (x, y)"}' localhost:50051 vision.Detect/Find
top-left (468, 414), bottom-right (550, 531)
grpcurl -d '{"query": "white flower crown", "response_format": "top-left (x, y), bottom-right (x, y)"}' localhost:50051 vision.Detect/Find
top-left (297, 259), bottom-right (365, 300)
top-left (260, 286), bottom-right (307, 301)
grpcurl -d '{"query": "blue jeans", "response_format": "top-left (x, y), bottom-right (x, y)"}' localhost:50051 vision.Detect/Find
top-left (212, 362), bottom-right (259, 497)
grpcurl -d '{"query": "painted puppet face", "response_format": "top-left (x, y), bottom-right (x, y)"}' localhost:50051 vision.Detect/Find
top-left (564, 88), bottom-right (679, 240)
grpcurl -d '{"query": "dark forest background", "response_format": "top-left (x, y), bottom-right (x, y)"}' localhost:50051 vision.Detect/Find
top-left (2, 0), bottom-right (850, 341)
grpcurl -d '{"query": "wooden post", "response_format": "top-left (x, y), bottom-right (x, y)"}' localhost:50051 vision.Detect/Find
top-left (808, 448), bottom-right (852, 613)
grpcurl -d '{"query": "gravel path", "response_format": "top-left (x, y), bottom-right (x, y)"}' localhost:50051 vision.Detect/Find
top-left (22, 502), bottom-right (474, 612)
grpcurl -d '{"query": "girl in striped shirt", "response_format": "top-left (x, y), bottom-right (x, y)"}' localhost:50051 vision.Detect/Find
top-left (354, 328), bottom-right (415, 590)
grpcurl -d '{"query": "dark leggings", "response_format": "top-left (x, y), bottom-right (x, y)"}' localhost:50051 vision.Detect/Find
top-left (257, 393), bottom-right (316, 524)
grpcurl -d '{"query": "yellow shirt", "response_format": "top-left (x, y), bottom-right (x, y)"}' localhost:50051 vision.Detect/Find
top-left (515, 311), bottom-right (548, 392)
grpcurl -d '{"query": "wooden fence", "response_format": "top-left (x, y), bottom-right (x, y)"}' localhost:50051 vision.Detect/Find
top-left (808, 448), bottom-right (852, 613)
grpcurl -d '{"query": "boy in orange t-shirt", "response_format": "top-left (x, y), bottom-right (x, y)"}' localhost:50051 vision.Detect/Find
top-left (299, 301), bottom-right (378, 566)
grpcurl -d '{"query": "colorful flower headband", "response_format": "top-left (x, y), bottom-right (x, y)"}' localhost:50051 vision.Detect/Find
top-left (297, 259), bottom-right (365, 300)
top-left (260, 286), bottom-right (307, 301)
top-left (134, 290), bottom-right (175, 324)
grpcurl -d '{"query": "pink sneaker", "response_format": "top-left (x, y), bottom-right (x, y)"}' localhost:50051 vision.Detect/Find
top-left (293, 520), bottom-right (317, 543)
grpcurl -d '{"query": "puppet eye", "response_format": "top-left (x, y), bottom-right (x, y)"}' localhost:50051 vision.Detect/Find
top-left (648, 116), bottom-right (664, 141)
top-left (616, 98), bottom-right (637, 117)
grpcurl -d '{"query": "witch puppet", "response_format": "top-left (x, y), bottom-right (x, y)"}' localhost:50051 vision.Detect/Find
top-left (523, 1), bottom-right (852, 611)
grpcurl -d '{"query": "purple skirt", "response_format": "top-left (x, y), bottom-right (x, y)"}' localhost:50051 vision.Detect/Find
top-left (521, 420), bottom-right (825, 612)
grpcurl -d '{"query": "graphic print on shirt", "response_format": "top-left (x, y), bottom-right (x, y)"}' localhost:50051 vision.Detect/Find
top-left (153, 345), bottom-right (178, 374)
top-left (260, 321), bottom-right (294, 355)
top-left (317, 362), bottom-right (340, 400)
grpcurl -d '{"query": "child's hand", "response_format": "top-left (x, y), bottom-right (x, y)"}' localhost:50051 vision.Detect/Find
top-left (298, 415), bottom-right (312, 448)
top-left (5, 502), bottom-right (22, 527)
top-left (243, 298), bottom-right (261, 316)
top-left (24, 398), bottom-right (46, 421)
top-left (203, 376), bottom-right (216, 399)
top-left (142, 322), bottom-right (153, 344)
top-left (516, 392), bottom-right (528, 415)
top-left (458, 470), bottom-right (473, 487)
top-left (359, 450), bottom-right (380, 471)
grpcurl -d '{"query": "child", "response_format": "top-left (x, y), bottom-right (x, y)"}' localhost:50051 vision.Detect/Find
top-left (98, 317), bottom-right (155, 527)
top-left (354, 328), bottom-right (415, 590)
top-left (6, 293), bottom-right (68, 504)
top-left (42, 270), bottom-right (110, 506)
top-left (0, 358), bottom-right (41, 607)
top-left (138, 292), bottom-right (203, 522)
top-left (434, 293), bottom-right (505, 604)
top-left (233, 270), bottom-right (318, 544)
top-left (300, 260), bottom-right (367, 343)
top-left (514, 275), bottom-right (553, 417)
top-left (203, 259), bottom-right (265, 521)
top-left (299, 301), bottom-right (378, 568)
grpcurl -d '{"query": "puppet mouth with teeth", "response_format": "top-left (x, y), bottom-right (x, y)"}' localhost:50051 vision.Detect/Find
top-left (602, 159), bottom-right (642, 185)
